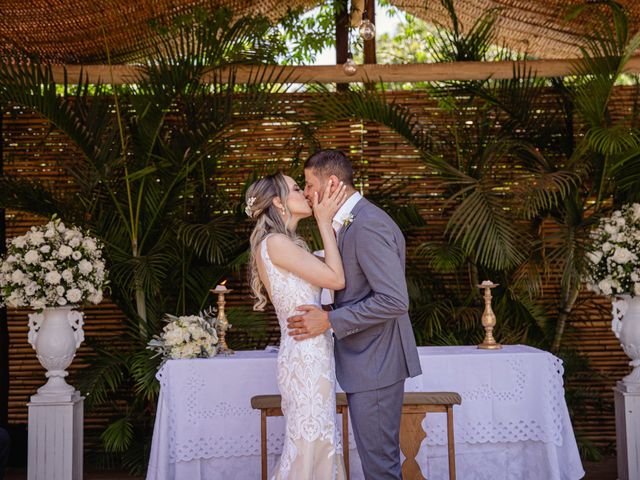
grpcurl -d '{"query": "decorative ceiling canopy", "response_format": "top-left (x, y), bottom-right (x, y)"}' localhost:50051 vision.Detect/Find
top-left (0, 0), bottom-right (638, 63)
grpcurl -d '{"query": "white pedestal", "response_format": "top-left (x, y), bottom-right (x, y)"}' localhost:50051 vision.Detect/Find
top-left (614, 381), bottom-right (640, 480)
top-left (28, 390), bottom-right (84, 480)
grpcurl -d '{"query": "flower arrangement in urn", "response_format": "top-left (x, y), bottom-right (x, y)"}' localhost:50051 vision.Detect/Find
top-left (584, 203), bottom-right (640, 386)
top-left (0, 216), bottom-right (108, 309)
top-left (0, 216), bottom-right (108, 397)
top-left (584, 203), bottom-right (640, 296)
top-left (147, 313), bottom-right (218, 360)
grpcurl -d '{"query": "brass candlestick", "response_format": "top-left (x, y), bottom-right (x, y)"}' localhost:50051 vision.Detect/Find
top-left (211, 283), bottom-right (234, 355)
top-left (477, 280), bottom-right (502, 350)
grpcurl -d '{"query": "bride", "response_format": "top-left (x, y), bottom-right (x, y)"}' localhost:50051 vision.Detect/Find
top-left (245, 172), bottom-right (348, 479)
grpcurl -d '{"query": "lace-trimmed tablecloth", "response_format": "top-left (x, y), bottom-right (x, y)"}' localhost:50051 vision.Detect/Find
top-left (147, 345), bottom-right (585, 480)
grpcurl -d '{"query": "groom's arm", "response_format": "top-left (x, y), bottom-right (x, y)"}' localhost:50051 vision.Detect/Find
top-left (328, 217), bottom-right (409, 340)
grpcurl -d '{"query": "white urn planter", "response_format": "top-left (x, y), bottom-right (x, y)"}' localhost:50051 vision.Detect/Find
top-left (612, 295), bottom-right (640, 385)
top-left (27, 305), bottom-right (85, 396)
top-left (612, 295), bottom-right (640, 480)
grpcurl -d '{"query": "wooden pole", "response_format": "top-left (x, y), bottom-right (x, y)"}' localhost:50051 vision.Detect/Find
top-left (34, 56), bottom-right (640, 85)
top-left (0, 105), bottom-right (7, 427)
top-left (335, 0), bottom-right (350, 92)
top-left (363, 0), bottom-right (376, 65)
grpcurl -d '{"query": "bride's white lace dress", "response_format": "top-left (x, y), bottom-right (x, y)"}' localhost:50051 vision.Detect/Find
top-left (261, 237), bottom-right (346, 480)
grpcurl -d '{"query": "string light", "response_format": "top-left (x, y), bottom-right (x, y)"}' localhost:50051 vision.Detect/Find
top-left (343, 52), bottom-right (357, 76)
top-left (359, 10), bottom-right (375, 41)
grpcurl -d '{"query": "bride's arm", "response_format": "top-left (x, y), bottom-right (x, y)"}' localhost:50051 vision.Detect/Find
top-left (268, 181), bottom-right (347, 290)
top-left (266, 234), bottom-right (345, 290)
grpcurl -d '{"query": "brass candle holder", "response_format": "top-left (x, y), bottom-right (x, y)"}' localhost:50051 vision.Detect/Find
top-left (477, 280), bottom-right (502, 350)
top-left (211, 283), bottom-right (234, 356)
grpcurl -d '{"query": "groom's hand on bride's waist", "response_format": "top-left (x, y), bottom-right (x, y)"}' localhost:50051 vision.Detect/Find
top-left (287, 305), bottom-right (331, 341)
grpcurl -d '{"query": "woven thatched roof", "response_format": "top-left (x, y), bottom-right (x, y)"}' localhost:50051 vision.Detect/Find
top-left (0, 0), bottom-right (638, 63)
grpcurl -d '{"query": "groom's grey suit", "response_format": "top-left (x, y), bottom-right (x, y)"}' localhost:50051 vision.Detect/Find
top-left (328, 197), bottom-right (422, 479)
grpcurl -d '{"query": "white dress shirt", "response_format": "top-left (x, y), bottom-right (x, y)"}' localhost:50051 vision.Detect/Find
top-left (332, 191), bottom-right (362, 235)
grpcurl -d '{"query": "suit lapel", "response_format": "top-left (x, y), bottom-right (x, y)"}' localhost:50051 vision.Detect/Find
top-left (338, 197), bottom-right (368, 251)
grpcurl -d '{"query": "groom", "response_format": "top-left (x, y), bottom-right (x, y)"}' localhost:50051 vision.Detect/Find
top-left (287, 149), bottom-right (422, 479)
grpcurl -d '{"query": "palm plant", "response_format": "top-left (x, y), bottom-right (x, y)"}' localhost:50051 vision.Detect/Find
top-left (0, 8), bottom-right (296, 471)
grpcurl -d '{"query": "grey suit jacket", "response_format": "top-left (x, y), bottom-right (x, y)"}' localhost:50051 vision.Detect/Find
top-left (328, 197), bottom-right (422, 393)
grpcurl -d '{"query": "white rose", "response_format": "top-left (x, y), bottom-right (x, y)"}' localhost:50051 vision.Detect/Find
top-left (78, 260), bottom-right (93, 275)
top-left (66, 288), bottom-right (82, 304)
top-left (602, 242), bottom-right (613, 253)
top-left (604, 223), bottom-right (617, 235)
top-left (88, 290), bottom-right (103, 304)
top-left (587, 251), bottom-right (603, 264)
top-left (57, 297), bottom-right (68, 306)
top-left (11, 270), bottom-right (26, 284)
top-left (56, 222), bottom-right (66, 233)
top-left (632, 272), bottom-right (639, 282)
top-left (612, 248), bottom-right (635, 264)
top-left (83, 239), bottom-right (97, 252)
top-left (598, 279), bottom-right (613, 295)
top-left (632, 204), bottom-right (640, 220)
top-left (61, 269), bottom-right (74, 282)
top-left (41, 261), bottom-right (55, 271)
top-left (56, 286), bottom-right (65, 296)
top-left (24, 282), bottom-right (38, 296)
top-left (634, 283), bottom-right (640, 296)
top-left (71, 251), bottom-right (82, 261)
top-left (58, 246), bottom-right (73, 259)
top-left (44, 228), bottom-right (55, 238)
top-left (24, 250), bottom-right (40, 265)
top-left (69, 237), bottom-right (81, 248)
top-left (12, 237), bottom-right (26, 249)
top-left (31, 298), bottom-right (46, 310)
top-left (44, 271), bottom-right (62, 284)
top-left (39, 245), bottom-right (51, 254)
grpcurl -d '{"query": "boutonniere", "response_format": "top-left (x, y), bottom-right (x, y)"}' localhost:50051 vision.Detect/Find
top-left (342, 214), bottom-right (354, 227)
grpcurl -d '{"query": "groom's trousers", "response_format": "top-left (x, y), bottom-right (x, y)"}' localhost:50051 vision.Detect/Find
top-left (347, 379), bottom-right (405, 480)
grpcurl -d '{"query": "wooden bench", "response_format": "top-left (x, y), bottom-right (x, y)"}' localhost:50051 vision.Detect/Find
top-left (250, 393), bottom-right (350, 480)
top-left (251, 391), bottom-right (461, 480)
top-left (401, 392), bottom-right (462, 480)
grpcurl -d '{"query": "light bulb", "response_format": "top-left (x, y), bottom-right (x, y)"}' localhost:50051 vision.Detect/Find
top-left (359, 10), bottom-right (376, 41)
top-left (343, 53), bottom-right (357, 76)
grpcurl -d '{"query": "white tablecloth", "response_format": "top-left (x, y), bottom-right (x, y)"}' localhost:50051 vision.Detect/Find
top-left (146, 345), bottom-right (585, 480)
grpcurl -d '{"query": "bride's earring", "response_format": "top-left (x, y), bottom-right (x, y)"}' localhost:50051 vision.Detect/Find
top-left (281, 207), bottom-right (286, 216)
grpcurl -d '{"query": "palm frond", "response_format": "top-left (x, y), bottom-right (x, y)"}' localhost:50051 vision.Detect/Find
top-left (101, 417), bottom-right (134, 453)
top-left (415, 241), bottom-right (467, 273)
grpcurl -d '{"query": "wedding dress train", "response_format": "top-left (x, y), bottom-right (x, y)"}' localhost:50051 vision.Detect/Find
top-left (261, 237), bottom-right (346, 480)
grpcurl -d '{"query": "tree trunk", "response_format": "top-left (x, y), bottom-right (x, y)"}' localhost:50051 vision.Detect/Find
top-left (132, 240), bottom-right (147, 335)
top-left (551, 285), bottom-right (580, 353)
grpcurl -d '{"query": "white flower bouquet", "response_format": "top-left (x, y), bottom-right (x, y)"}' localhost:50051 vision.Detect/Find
top-left (584, 203), bottom-right (640, 296)
top-left (0, 217), bottom-right (108, 310)
top-left (147, 314), bottom-right (218, 360)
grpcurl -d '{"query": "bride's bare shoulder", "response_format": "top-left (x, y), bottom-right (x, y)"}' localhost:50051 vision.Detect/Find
top-left (265, 233), bottom-right (294, 250)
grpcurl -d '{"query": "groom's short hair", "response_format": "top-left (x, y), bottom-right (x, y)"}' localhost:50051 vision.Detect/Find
top-left (304, 149), bottom-right (354, 186)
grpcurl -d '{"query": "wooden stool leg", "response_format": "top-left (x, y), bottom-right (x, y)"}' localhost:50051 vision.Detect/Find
top-left (261, 410), bottom-right (268, 480)
top-left (446, 405), bottom-right (456, 480)
top-left (400, 413), bottom-right (426, 480)
top-left (341, 406), bottom-right (350, 480)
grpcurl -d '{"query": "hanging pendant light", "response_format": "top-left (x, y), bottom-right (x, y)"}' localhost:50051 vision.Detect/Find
top-left (343, 52), bottom-right (357, 76)
top-left (359, 10), bottom-right (376, 41)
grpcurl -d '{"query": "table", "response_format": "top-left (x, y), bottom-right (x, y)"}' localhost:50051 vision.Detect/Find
top-left (146, 345), bottom-right (585, 480)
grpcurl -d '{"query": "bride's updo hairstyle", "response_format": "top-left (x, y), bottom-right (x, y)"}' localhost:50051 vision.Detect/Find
top-left (245, 172), bottom-right (309, 310)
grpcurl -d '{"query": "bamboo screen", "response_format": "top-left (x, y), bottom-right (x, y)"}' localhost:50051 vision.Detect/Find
top-left (2, 89), bottom-right (630, 449)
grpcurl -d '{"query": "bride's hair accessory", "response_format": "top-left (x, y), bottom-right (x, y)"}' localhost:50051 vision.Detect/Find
top-left (245, 196), bottom-right (257, 218)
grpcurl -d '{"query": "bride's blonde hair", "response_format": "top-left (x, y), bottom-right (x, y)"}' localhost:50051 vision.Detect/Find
top-left (246, 172), bottom-right (309, 310)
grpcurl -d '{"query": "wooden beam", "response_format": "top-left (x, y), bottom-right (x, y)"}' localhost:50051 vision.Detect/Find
top-left (46, 56), bottom-right (640, 85)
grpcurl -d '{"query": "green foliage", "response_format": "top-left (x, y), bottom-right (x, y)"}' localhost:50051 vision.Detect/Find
top-left (0, 7), bottom-right (298, 472)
